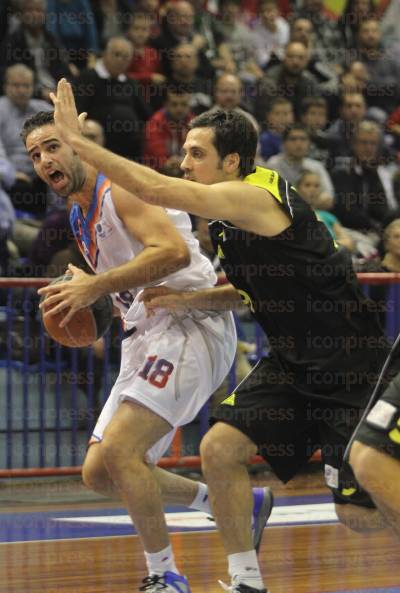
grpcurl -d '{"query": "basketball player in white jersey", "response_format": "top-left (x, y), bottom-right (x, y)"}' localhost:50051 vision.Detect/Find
top-left (22, 110), bottom-right (273, 593)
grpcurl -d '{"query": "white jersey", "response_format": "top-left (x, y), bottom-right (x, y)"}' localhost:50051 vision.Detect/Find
top-left (70, 173), bottom-right (217, 323)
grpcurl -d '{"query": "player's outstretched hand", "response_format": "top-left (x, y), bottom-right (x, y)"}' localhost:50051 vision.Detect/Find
top-left (38, 264), bottom-right (101, 327)
top-left (49, 78), bottom-right (87, 144)
top-left (140, 286), bottom-right (190, 316)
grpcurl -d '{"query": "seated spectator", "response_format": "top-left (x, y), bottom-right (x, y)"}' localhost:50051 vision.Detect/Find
top-left (152, 1), bottom-right (214, 80)
top-left (258, 97), bottom-right (293, 161)
top-left (263, 123), bottom-right (335, 207)
top-left (386, 106), bottom-right (400, 152)
top-left (46, 0), bottom-right (99, 70)
top-left (291, 0), bottom-right (343, 66)
top-left (337, 0), bottom-right (375, 50)
top-left (290, 16), bottom-right (338, 92)
top-left (134, 0), bottom-right (160, 38)
top-left (254, 41), bottom-right (321, 122)
top-left (126, 11), bottom-right (165, 105)
top-left (189, 0), bottom-right (235, 74)
top-left (300, 96), bottom-right (331, 166)
top-left (0, 182), bottom-right (16, 276)
top-left (252, 0), bottom-right (289, 70)
top-left (211, 73), bottom-right (259, 132)
top-left (80, 119), bottom-right (106, 146)
top-left (91, 0), bottom-right (135, 49)
top-left (219, 0), bottom-right (263, 84)
top-left (75, 36), bottom-right (148, 160)
top-left (331, 121), bottom-right (390, 238)
top-left (167, 43), bottom-right (213, 115)
top-left (0, 64), bottom-right (52, 228)
top-left (380, 219), bottom-right (400, 272)
top-left (297, 170), bottom-right (354, 252)
top-left (353, 17), bottom-right (400, 113)
top-left (143, 86), bottom-right (193, 176)
top-left (324, 91), bottom-right (367, 169)
top-left (0, 0), bottom-right (75, 101)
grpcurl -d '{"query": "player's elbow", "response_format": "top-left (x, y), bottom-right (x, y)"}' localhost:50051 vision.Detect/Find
top-left (173, 243), bottom-right (191, 270)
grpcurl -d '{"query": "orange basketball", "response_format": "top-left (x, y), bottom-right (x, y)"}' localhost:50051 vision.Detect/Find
top-left (41, 275), bottom-right (113, 348)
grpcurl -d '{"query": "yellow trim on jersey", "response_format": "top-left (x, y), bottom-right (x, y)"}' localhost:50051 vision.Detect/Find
top-left (389, 419), bottom-right (400, 444)
top-left (237, 289), bottom-right (255, 313)
top-left (222, 392), bottom-right (236, 406)
top-left (341, 487), bottom-right (357, 497)
top-left (243, 167), bottom-right (283, 203)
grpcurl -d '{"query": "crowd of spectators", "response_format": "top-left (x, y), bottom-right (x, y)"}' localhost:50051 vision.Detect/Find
top-left (1, 0), bottom-right (400, 279)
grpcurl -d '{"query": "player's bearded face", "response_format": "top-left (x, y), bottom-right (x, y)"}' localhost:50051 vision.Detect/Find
top-left (181, 128), bottom-right (226, 185)
top-left (27, 126), bottom-right (86, 197)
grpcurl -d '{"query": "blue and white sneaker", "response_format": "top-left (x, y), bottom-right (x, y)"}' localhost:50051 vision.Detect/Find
top-left (252, 487), bottom-right (274, 554)
top-left (139, 571), bottom-right (191, 592)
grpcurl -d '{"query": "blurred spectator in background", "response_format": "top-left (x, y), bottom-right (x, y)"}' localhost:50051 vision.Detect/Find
top-left (167, 43), bottom-right (212, 114)
top-left (354, 17), bottom-right (400, 113)
top-left (290, 16), bottom-right (338, 92)
top-left (211, 73), bottom-right (259, 132)
top-left (254, 40), bottom-right (321, 122)
top-left (75, 36), bottom-right (148, 160)
top-left (144, 85), bottom-right (193, 176)
top-left (324, 92), bottom-right (367, 168)
top-left (126, 11), bottom-right (165, 106)
top-left (299, 96), bottom-right (331, 166)
top-left (0, 0), bottom-right (75, 101)
top-left (0, 0), bottom-right (17, 41)
top-left (91, 0), bottom-right (135, 49)
top-left (80, 118), bottom-right (105, 146)
top-left (292, 0), bottom-right (343, 66)
top-left (152, 1), bottom-right (215, 79)
top-left (189, 0), bottom-right (236, 74)
top-left (0, 64), bottom-right (53, 254)
top-left (380, 219), bottom-right (400, 272)
top-left (252, 0), bottom-right (289, 70)
top-left (258, 96), bottom-right (293, 161)
top-left (263, 123), bottom-right (335, 207)
top-left (219, 0), bottom-right (263, 84)
top-left (297, 169), bottom-right (354, 252)
top-left (331, 121), bottom-right (390, 240)
top-left (46, 0), bottom-right (99, 70)
top-left (337, 0), bottom-right (375, 50)
top-left (134, 0), bottom-right (160, 38)
top-left (0, 179), bottom-right (16, 276)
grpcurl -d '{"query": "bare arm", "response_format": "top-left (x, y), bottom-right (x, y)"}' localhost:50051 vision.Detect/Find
top-left (140, 284), bottom-right (243, 313)
top-left (51, 79), bottom-right (291, 238)
top-left (38, 185), bottom-right (190, 324)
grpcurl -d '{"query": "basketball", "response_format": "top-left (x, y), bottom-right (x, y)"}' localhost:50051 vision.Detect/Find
top-left (40, 274), bottom-right (114, 348)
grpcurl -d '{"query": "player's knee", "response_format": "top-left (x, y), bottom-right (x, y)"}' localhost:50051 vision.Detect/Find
top-left (349, 441), bottom-right (381, 493)
top-left (82, 451), bottom-right (108, 493)
top-left (200, 422), bottom-right (256, 473)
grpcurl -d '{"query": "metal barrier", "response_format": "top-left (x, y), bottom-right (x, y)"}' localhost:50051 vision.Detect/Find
top-left (0, 274), bottom-right (400, 477)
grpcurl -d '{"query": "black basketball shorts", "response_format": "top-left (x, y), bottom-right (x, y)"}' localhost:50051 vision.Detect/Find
top-left (211, 356), bottom-right (382, 508)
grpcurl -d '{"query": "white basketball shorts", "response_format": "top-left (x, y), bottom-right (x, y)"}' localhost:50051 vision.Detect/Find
top-left (91, 310), bottom-right (236, 463)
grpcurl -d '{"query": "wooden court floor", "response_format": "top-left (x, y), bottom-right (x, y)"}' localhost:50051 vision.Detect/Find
top-left (1, 472), bottom-right (400, 593)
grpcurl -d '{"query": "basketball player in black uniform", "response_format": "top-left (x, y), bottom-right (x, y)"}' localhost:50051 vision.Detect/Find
top-left (49, 79), bottom-right (400, 593)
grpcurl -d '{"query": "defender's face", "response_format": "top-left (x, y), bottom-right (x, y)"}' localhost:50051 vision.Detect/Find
top-left (181, 128), bottom-right (227, 185)
top-left (26, 124), bottom-right (86, 197)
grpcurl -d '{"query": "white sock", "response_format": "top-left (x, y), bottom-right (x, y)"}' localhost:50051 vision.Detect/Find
top-left (188, 482), bottom-right (211, 514)
top-left (228, 550), bottom-right (264, 590)
top-left (144, 545), bottom-right (178, 576)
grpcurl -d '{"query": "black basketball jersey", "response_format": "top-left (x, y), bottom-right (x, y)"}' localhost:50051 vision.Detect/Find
top-left (209, 167), bottom-right (388, 403)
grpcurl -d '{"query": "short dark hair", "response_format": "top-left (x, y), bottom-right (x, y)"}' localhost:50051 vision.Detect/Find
top-left (265, 97), bottom-right (292, 114)
top-left (300, 96), bottom-right (327, 113)
top-left (189, 109), bottom-right (257, 178)
top-left (21, 110), bottom-right (55, 144)
top-left (282, 123), bottom-right (309, 141)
